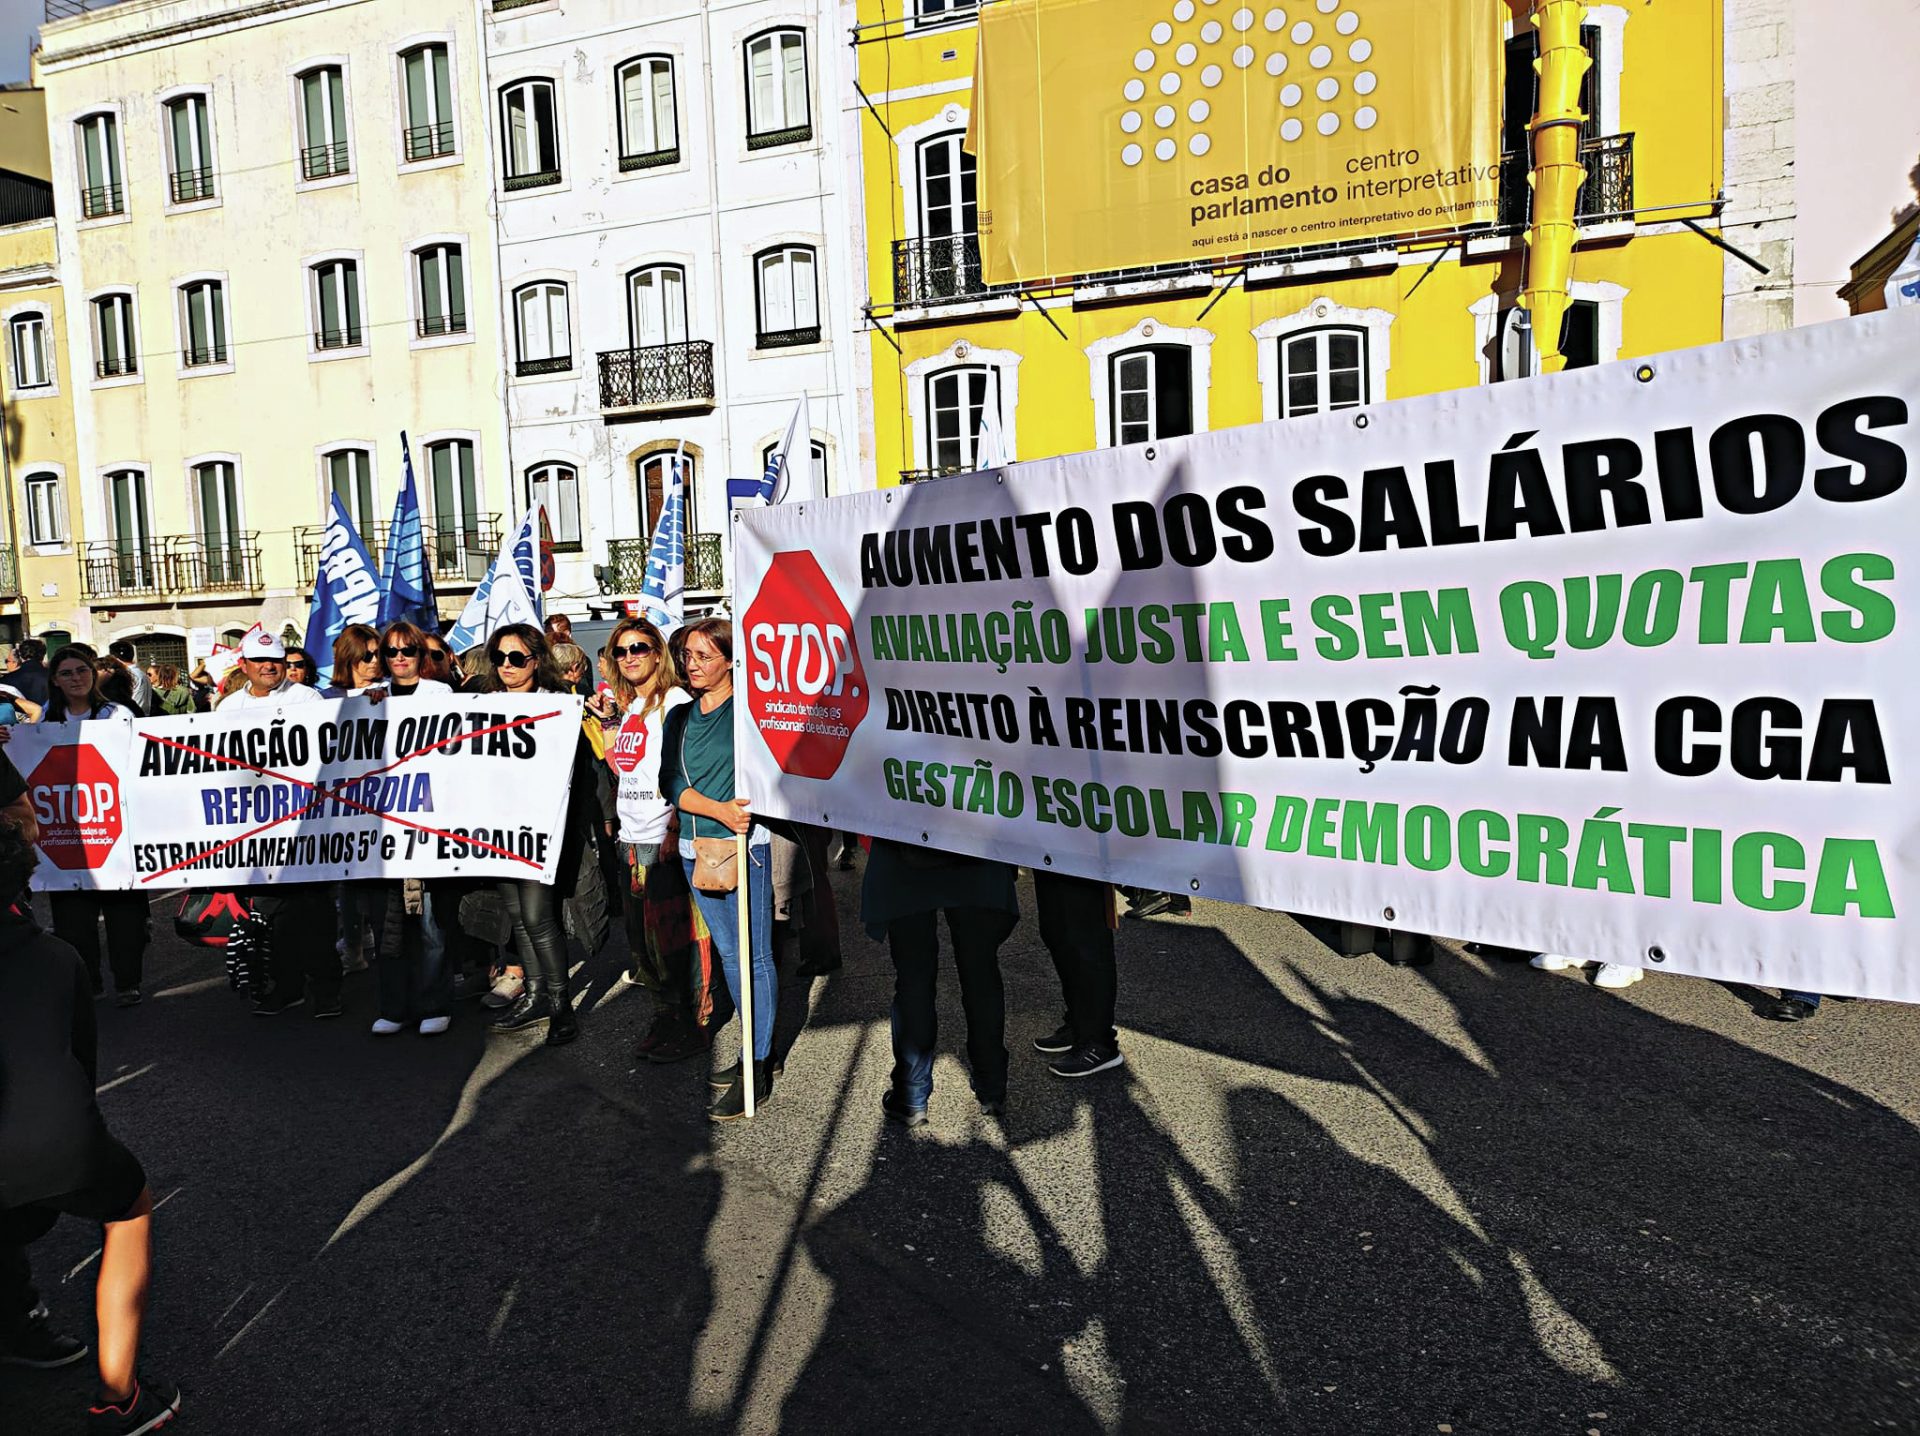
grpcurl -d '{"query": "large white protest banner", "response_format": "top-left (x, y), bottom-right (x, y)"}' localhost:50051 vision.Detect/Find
top-left (9, 693), bottom-right (581, 890)
top-left (736, 310), bottom-right (1920, 1002)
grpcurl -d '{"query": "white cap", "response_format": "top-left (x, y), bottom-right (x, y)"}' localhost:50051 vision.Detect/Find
top-left (240, 630), bottom-right (287, 661)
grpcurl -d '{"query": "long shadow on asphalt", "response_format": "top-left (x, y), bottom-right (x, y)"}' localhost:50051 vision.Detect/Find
top-left (6, 888), bottom-right (1919, 1435)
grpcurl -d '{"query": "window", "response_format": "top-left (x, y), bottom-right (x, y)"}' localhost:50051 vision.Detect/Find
top-left (76, 113), bottom-right (124, 218)
top-left (637, 451), bottom-right (695, 537)
top-left (105, 468), bottom-right (154, 586)
top-left (92, 293), bottom-right (137, 378)
top-left (165, 93), bottom-right (216, 202)
top-left (24, 473), bottom-right (64, 545)
top-left (401, 44), bottom-right (456, 161)
top-left (628, 264), bottom-right (687, 348)
top-left (500, 79), bottom-right (561, 190)
top-left (917, 131), bottom-right (976, 241)
top-left (1109, 346), bottom-right (1193, 447)
top-left (617, 56), bottom-right (678, 169)
top-left (414, 244), bottom-right (467, 338)
top-left (926, 366), bottom-right (997, 472)
top-left (915, 0), bottom-right (980, 21)
top-left (1494, 302), bottom-right (1601, 381)
top-left (513, 282), bottom-right (570, 375)
top-left (526, 463), bottom-right (580, 548)
top-left (298, 66), bottom-right (351, 179)
top-left (324, 447), bottom-right (376, 534)
top-left (759, 439), bottom-right (827, 496)
top-left (426, 438), bottom-right (480, 568)
top-left (753, 245), bottom-right (818, 348)
top-left (1276, 328), bottom-right (1367, 418)
top-left (311, 259), bottom-right (363, 350)
top-left (179, 280), bottom-right (228, 367)
top-left (744, 29), bottom-right (809, 148)
top-left (9, 312), bottom-right (50, 389)
top-left (193, 459), bottom-right (246, 583)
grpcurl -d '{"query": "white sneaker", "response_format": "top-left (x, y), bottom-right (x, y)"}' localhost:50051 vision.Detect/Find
top-left (1593, 962), bottom-right (1644, 989)
top-left (370, 1017), bottom-right (406, 1035)
top-left (1530, 953), bottom-right (1591, 971)
top-left (418, 1016), bottom-right (451, 1035)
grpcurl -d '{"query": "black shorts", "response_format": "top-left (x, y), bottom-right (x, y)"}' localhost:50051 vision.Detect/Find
top-left (4, 1136), bottom-right (147, 1228)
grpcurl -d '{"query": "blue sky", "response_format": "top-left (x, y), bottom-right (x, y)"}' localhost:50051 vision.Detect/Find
top-left (0, 0), bottom-right (36, 85)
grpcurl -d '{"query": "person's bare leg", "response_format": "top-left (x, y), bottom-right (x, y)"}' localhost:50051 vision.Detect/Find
top-left (94, 1187), bottom-right (152, 1402)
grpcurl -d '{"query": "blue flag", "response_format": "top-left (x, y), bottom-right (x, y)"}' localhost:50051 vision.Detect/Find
top-left (639, 445), bottom-right (686, 629)
top-left (303, 494), bottom-right (382, 684)
top-left (445, 506), bottom-right (545, 655)
top-left (377, 432), bottom-right (440, 633)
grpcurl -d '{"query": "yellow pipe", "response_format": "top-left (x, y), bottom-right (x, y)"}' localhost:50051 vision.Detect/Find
top-left (1521, 1), bottom-right (1590, 373)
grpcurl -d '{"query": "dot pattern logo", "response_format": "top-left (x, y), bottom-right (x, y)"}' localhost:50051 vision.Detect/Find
top-left (1118, 0), bottom-right (1379, 166)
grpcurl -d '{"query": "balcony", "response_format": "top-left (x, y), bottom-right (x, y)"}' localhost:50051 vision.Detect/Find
top-left (597, 341), bottom-right (715, 416)
top-left (899, 466), bottom-right (971, 485)
top-left (94, 354), bottom-right (136, 379)
top-left (181, 343), bottom-right (228, 368)
top-left (0, 546), bottom-right (17, 600)
top-left (430, 515), bottom-right (503, 584)
top-left (416, 313), bottom-right (468, 339)
top-left (619, 145), bottom-right (680, 173)
top-left (1499, 132), bottom-right (1636, 229)
top-left (404, 122), bottom-right (455, 162)
top-left (169, 166), bottom-right (215, 203)
top-left (315, 325), bottom-right (364, 351)
top-left (300, 141), bottom-right (350, 181)
top-left (892, 233), bottom-right (1021, 310)
top-left (80, 182), bottom-right (122, 219)
top-left (604, 533), bottom-right (726, 594)
top-left (294, 522), bottom-right (388, 587)
top-left (79, 535), bottom-right (262, 602)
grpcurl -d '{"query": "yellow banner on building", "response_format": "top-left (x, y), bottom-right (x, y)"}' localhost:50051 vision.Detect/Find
top-left (975, 0), bottom-right (1503, 282)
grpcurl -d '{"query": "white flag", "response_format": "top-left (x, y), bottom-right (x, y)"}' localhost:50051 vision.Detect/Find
top-left (1886, 233), bottom-right (1920, 309)
top-left (445, 507), bottom-right (545, 654)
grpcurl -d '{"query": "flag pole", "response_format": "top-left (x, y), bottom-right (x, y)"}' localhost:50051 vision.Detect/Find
top-left (737, 827), bottom-right (753, 1118)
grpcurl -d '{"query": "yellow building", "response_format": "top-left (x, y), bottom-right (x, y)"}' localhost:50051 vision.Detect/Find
top-left (852, 2), bottom-right (1726, 485)
top-left (34, 0), bottom-right (508, 668)
top-left (0, 86), bottom-right (85, 647)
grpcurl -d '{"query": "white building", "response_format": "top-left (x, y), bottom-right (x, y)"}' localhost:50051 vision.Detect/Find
top-left (481, 0), bottom-right (867, 615)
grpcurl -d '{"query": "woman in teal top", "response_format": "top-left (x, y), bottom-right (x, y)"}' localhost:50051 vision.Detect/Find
top-left (661, 618), bottom-right (776, 1122)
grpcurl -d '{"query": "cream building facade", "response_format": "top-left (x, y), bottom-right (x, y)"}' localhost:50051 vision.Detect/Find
top-left (35, 0), bottom-right (509, 666)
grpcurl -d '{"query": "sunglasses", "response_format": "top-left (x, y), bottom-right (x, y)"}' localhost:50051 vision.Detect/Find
top-left (383, 645), bottom-right (420, 659)
top-left (613, 642), bottom-right (657, 658)
top-left (489, 650), bottom-right (534, 669)
top-left (353, 653), bottom-right (381, 665)
top-left (289, 660), bottom-right (313, 669)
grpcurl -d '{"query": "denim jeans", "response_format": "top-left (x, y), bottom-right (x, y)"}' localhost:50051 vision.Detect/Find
top-left (1782, 990), bottom-right (1822, 1008)
top-left (685, 842), bottom-right (775, 1061)
top-left (887, 906), bottom-right (1016, 1108)
top-left (376, 885), bottom-right (454, 1021)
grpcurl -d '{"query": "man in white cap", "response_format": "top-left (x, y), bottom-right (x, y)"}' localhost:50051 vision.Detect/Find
top-left (218, 630), bottom-right (320, 711)
top-left (217, 630), bottom-right (339, 1016)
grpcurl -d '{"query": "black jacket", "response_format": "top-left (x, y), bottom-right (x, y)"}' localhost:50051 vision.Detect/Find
top-left (0, 912), bottom-right (106, 1209)
top-left (8, 659), bottom-right (48, 707)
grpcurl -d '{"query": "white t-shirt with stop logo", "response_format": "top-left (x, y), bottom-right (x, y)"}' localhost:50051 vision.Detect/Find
top-left (608, 690), bottom-right (691, 846)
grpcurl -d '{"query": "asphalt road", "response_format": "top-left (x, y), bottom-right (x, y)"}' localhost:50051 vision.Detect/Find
top-left (4, 868), bottom-right (1918, 1435)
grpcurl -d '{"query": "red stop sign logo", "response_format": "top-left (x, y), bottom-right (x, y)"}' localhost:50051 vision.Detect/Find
top-left (28, 744), bottom-right (124, 871)
top-left (608, 713), bottom-right (649, 774)
top-left (744, 551), bottom-right (869, 780)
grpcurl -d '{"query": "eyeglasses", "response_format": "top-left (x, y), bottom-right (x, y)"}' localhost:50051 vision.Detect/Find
top-left (613, 642), bottom-right (657, 658)
top-left (489, 650), bottom-right (534, 669)
top-left (383, 645), bottom-right (419, 659)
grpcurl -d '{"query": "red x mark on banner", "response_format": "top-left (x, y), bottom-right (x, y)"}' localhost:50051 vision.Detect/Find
top-left (136, 709), bottom-right (566, 884)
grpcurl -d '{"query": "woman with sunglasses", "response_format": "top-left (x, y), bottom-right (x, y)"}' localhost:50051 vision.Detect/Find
top-left (322, 625), bottom-right (384, 698)
top-left (661, 619), bottom-right (776, 1120)
top-left (420, 635), bottom-right (459, 690)
top-left (374, 621), bottom-right (450, 698)
top-left (284, 647), bottom-right (321, 688)
top-left (592, 618), bottom-right (707, 1061)
top-left (483, 623), bottom-right (594, 1045)
top-left (0, 645), bottom-right (150, 1003)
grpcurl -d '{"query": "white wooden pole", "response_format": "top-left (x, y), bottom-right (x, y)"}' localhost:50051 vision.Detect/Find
top-left (737, 828), bottom-right (754, 1118)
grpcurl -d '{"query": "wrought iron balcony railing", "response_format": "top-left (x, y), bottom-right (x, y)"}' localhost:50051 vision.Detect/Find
top-left (597, 340), bottom-right (715, 413)
top-left (0, 545), bottom-right (17, 600)
top-left (300, 141), bottom-right (351, 181)
top-left (747, 124), bottom-right (811, 152)
top-left (315, 325), bottom-right (363, 351)
top-left (169, 167), bottom-right (214, 203)
top-left (756, 324), bottom-right (822, 350)
top-left (892, 233), bottom-right (1022, 309)
top-left (605, 533), bottom-right (725, 594)
top-left (431, 514), bottom-right (502, 583)
top-left (94, 354), bottom-right (136, 379)
top-left (899, 465), bottom-right (972, 485)
top-left (1499, 132), bottom-right (1635, 229)
top-left (80, 182), bottom-right (123, 218)
top-left (503, 167), bottom-right (562, 192)
top-left (404, 122), bottom-right (455, 162)
top-left (181, 344), bottom-right (228, 368)
top-left (619, 145), bottom-right (680, 173)
top-left (515, 353), bottom-right (572, 377)
top-left (417, 313), bottom-right (467, 338)
top-left (295, 521), bottom-right (389, 586)
top-left (79, 535), bottom-right (262, 601)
